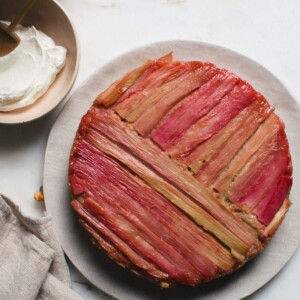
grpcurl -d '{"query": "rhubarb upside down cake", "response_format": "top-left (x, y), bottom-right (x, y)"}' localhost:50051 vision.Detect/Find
top-left (69, 53), bottom-right (293, 287)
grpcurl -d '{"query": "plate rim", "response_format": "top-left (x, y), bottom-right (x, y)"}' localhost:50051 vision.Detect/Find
top-left (43, 40), bottom-right (300, 300)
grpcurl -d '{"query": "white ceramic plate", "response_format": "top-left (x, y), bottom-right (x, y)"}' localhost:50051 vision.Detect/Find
top-left (43, 41), bottom-right (300, 300)
top-left (0, 0), bottom-right (80, 124)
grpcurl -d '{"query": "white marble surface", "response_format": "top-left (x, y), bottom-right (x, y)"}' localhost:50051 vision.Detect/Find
top-left (0, 0), bottom-right (300, 299)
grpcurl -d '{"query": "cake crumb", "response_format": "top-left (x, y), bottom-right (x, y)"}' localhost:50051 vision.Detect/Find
top-left (34, 187), bottom-right (44, 202)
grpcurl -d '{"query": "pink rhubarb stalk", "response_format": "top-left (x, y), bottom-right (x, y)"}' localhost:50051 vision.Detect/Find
top-left (94, 54), bottom-right (173, 107)
top-left (134, 64), bottom-right (218, 137)
top-left (125, 62), bottom-right (214, 124)
top-left (152, 69), bottom-right (238, 149)
top-left (115, 61), bottom-right (189, 118)
top-left (169, 80), bottom-right (258, 158)
top-left (195, 96), bottom-right (273, 185)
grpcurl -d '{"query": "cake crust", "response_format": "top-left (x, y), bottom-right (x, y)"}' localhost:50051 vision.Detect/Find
top-left (69, 54), bottom-right (292, 287)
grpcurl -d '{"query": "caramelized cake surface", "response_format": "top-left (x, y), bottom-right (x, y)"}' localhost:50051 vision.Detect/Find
top-left (69, 53), bottom-right (292, 287)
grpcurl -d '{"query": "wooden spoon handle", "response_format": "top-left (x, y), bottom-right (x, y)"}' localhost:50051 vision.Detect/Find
top-left (7, 0), bottom-right (38, 32)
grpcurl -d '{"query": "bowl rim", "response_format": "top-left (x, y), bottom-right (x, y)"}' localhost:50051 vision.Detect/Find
top-left (0, 0), bottom-right (81, 125)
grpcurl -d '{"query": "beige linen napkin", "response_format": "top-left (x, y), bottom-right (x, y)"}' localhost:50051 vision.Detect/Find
top-left (0, 194), bottom-right (83, 300)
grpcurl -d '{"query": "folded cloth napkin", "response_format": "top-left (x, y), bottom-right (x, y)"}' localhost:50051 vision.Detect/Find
top-left (0, 194), bottom-right (83, 300)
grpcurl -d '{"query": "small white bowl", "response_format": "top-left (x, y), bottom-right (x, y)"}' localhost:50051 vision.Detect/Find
top-left (0, 0), bottom-right (80, 124)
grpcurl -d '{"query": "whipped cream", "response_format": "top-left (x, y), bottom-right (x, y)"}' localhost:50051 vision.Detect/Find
top-left (0, 23), bottom-right (67, 111)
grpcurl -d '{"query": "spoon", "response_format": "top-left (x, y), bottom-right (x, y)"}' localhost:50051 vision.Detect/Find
top-left (0, 0), bottom-right (37, 57)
